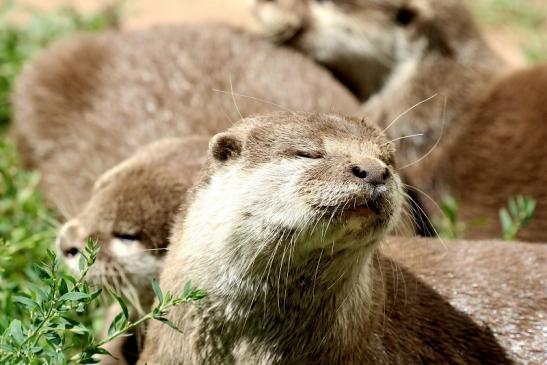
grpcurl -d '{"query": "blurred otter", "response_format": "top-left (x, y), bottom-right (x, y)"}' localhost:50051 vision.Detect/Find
top-left (251, 0), bottom-right (507, 162)
top-left (12, 23), bottom-right (359, 219)
top-left (410, 63), bottom-right (547, 240)
top-left (57, 137), bottom-right (207, 365)
top-left (251, 0), bottom-right (547, 241)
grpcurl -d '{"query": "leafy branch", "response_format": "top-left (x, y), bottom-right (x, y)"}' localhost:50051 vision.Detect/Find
top-left (0, 240), bottom-right (206, 364)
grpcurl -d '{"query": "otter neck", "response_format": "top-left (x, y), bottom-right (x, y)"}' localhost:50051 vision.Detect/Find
top-left (322, 55), bottom-right (393, 102)
top-left (184, 230), bottom-right (383, 363)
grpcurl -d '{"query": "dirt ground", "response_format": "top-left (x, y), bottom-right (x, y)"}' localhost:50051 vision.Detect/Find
top-left (24, 0), bottom-right (256, 30)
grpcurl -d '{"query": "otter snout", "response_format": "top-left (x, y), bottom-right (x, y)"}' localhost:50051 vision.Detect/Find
top-left (351, 158), bottom-right (390, 186)
top-left (56, 219), bottom-right (89, 273)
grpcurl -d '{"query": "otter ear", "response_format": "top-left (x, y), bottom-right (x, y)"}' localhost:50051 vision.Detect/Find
top-left (209, 132), bottom-right (243, 162)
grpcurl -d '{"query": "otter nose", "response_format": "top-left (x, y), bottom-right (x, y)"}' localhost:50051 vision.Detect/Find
top-left (351, 160), bottom-right (390, 186)
top-left (56, 220), bottom-right (85, 259)
top-left (59, 239), bottom-right (80, 258)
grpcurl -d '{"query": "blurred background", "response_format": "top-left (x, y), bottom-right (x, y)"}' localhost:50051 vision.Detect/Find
top-left (15, 0), bottom-right (547, 64)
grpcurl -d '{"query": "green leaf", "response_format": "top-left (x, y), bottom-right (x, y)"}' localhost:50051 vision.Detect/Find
top-left (0, 343), bottom-right (15, 353)
top-left (155, 316), bottom-right (183, 334)
top-left (107, 312), bottom-right (127, 337)
top-left (152, 278), bottom-right (163, 305)
top-left (8, 319), bottom-right (24, 345)
top-left (499, 209), bottom-right (512, 237)
top-left (59, 291), bottom-right (90, 302)
top-left (112, 292), bottom-right (129, 320)
top-left (13, 295), bottom-right (38, 309)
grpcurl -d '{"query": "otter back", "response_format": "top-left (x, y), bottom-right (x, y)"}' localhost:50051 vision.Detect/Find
top-left (382, 237), bottom-right (547, 364)
top-left (11, 23), bottom-right (359, 218)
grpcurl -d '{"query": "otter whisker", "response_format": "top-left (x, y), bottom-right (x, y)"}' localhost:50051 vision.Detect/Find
top-left (397, 96), bottom-right (447, 171)
top-left (382, 93), bottom-right (438, 133)
top-left (401, 189), bottom-right (447, 249)
top-left (228, 75), bottom-right (244, 121)
top-left (382, 133), bottom-right (425, 146)
top-left (312, 248), bottom-right (324, 300)
top-left (212, 89), bottom-right (294, 114)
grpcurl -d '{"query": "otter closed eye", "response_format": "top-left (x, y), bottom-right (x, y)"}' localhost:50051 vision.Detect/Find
top-left (294, 150), bottom-right (323, 159)
top-left (113, 232), bottom-right (142, 242)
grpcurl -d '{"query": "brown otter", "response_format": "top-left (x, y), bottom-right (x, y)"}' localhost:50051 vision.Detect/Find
top-left (251, 1), bottom-right (547, 241)
top-left (11, 23), bottom-right (359, 219)
top-left (56, 137), bottom-right (208, 365)
top-left (409, 63), bottom-right (547, 241)
top-left (57, 133), bottom-right (540, 364)
top-left (382, 237), bottom-right (547, 365)
top-left (137, 112), bottom-right (510, 364)
top-left (251, 0), bottom-right (508, 161)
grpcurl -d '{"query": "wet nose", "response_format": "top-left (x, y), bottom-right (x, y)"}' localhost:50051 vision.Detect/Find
top-left (351, 159), bottom-right (390, 186)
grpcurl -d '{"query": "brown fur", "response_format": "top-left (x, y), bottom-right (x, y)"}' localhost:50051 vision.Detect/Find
top-left (410, 63), bottom-right (547, 241)
top-left (11, 23), bottom-right (359, 219)
top-left (382, 237), bottom-right (547, 365)
top-left (138, 112), bottom-right (510, 365)
top-left (251, 0), bottom-right (539, 239)
top-left (56, 137), bottom-right (208, 365)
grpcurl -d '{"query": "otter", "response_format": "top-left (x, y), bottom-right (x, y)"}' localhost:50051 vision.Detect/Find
top-left (251, 0), bottom-right (508, 163)
top-left (251, 1), bottom-right (547, 241)
top-left (409, 63), bottom-right (547, 241)
top-left (56, 137), bottom-right (208, 365)
top-left (137, 112), bottom-right (510, 364)
top-left (57, 134), bottom-right (540, 364)
top-left (382, 237), bottom-right (547, 365)
top-left (11, 23), bottom-right (359, 219)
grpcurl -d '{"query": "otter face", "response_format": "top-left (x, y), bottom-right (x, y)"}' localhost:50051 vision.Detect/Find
top-left (252, 0), bottom-right (471, 93)
top-left (56, 138), bottom-right (205, 311)
top-left (253, 0), bottom-right (434, 64)
top-left (182, 113), bottom-right (402, 265)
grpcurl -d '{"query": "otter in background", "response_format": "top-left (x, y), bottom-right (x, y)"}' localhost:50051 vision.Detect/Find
top-left (410, 63), bottom-right (547, 240)
top-left (56, 137), bottom-right (208, 365)
top-left (251, 0), bottom-right (547, 241)
top-left (12, 23), bottom-right (359, 220)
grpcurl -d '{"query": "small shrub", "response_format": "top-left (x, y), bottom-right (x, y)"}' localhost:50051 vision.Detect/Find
top-left (0, 240), bottom-right (206, 364)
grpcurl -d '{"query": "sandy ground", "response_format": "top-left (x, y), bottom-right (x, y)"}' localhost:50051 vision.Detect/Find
top-left (22, 0), bottom-right (256, 30)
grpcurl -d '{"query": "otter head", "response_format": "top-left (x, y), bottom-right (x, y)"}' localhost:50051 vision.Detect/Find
top-left (251, 0), bottom-right (480, 98)
top-left (56, 138), bottom-right (206, 311)
top-left (178, 113), bottom-right (403, 283)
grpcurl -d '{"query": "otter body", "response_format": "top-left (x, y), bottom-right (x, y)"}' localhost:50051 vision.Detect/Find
top-left (138, 112), bottom-right (510, 365)
top-left (411, 64), bottom-right (547, 240)
top-left (12, 23), bottom-right (359, 218)
top-left (383, 237), bottom-right (547, 364)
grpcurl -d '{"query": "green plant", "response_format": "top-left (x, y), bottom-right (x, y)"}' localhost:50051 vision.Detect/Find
top-left (434, 196), bottom-right (466, 239)
top-left (0, 239), bottom-right (206, 364)
top-left (434, 196), bottom-right (487, 240)
top-left (0, 139), bottom-right (58, 331)
top-left (0, 0), bottom-right (122, 126)
top-left (499, 195), bottom-right (536, 241)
